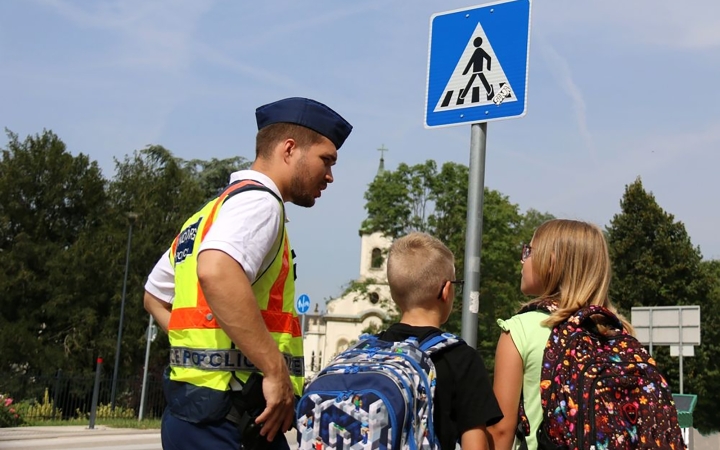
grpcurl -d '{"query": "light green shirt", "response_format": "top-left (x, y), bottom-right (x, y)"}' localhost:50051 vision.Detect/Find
top-left (497, 311), bottom-right (552, 450)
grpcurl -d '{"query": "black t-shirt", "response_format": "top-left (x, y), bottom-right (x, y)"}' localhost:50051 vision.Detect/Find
top-left (378, 323), bottom-right (503, 450)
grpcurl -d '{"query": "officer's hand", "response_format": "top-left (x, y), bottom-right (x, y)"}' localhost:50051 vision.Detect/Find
top-left (255, 372), bottom-right (294, 442)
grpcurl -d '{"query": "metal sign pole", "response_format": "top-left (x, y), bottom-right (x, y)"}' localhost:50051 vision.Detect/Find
top-left (649, 309), bottom-right (654, 356)
top-left (139, 314), bottom-right (154, 421)
top-left (426, 2), bottom-right (531, 346)
top-left (461, 122), bottom-right (488, 348)
top-left (679, 308), bottom-right (684, 394)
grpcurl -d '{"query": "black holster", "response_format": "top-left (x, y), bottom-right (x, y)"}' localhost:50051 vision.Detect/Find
top-left (228, 373), bottom-right (269, 450)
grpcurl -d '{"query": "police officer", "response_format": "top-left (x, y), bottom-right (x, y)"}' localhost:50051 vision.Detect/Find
top-left (143, 97), bottom-right (352, 450)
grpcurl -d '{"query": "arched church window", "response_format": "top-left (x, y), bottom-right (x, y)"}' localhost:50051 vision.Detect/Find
top-left (336, 339), bottom-right (349, 354)
top-left (369, 292), bottom-right (380, 305)
top-left (371, 248), bottom-right (383, 269)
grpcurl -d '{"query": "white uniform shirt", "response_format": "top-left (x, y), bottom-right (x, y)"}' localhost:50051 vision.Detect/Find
top-left (144, 170), bottom-right (285, 304)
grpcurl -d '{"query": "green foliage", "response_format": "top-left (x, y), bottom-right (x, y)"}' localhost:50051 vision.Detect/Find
top-left (101, 146), bottom-right (208, 374)
top-left (361, 161), bottom-right (438, 238)
top-left (24, 417), bottom-right (161, 429)
top-left (180, 156), bottom-right (251, 199)
top-left (0, 393), bottom-right (24, 428)
top-left (16, 388), bottom-right (61, 420)
top-left (0, 130), bottom-right (251, 383)
top-left (607, 177), bottom-right (707, 312)
top-left (688, 259), bottom-right (720, 434)
top-left (358, 160), bottom-right (554, 363)
top-left (0, 129), bottom-right (107, 373)
top-left (76, 403), bottom-right (135, 420)
top-left (606, 177), bottom-right (719, 433)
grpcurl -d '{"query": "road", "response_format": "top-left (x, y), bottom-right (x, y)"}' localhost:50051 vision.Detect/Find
top-left (6, 426), bottom-right (715, 450)
top-left (0, 426), bottom-right (160, 450)
top-left (0, 426), bottom-right (300, 450)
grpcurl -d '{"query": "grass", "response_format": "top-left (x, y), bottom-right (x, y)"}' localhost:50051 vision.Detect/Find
top-left (23, 418), bottom-right (161, 429)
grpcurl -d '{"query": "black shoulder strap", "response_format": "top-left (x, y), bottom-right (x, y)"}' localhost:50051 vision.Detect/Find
top-left (517, 298), bottom-right (557, 315)
top-left (218, 179), bottom-right (285, 282)
top-left (221, 179), bottom-right (283, 204)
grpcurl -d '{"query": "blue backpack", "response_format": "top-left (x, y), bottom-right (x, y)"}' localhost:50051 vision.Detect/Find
top-left (296, 332), bottom-right (463, 450)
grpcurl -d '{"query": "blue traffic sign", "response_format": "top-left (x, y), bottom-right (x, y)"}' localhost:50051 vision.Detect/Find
top-left (425, 0), bottom-right (531, 128)
top-left (296, 294), bottom-right (310, 314)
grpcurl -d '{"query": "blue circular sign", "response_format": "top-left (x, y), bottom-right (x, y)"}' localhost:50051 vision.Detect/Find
top-left (296, 294), bottom-right (310, 314)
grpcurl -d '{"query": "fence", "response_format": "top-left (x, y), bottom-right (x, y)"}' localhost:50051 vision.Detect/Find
top-left (0, 371), bottom-right (165, 422)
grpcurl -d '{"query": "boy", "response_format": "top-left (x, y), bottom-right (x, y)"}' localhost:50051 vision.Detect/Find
top-left (379, 232), bottom-right (503, 450)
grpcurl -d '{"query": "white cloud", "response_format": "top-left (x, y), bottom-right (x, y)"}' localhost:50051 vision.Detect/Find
top-left (538, 38), bottom-right (598, 165)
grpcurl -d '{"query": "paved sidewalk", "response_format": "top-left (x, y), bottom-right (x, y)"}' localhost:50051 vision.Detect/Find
top-left (0, 425), bottom-right (160, 441)
top-left (0, 426), bottom-right (160, 450)
top-left (0, 426), bottom-right (298, 449)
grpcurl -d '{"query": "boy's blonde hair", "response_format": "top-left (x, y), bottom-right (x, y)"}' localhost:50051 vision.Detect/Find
top-left (387, 232), bottom-right (455, 310)
top-left (527, 219), bottom-right (633, 333)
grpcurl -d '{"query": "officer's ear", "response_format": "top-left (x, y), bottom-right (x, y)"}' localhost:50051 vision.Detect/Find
top-left (281, 138), bottom-right (299, 163)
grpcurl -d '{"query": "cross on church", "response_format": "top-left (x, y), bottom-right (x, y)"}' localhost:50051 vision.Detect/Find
top-left (378, 144), bottom-right (389, 159)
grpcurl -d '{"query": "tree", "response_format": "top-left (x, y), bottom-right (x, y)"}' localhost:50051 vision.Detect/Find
top-left (103, 146), bottom-right (209, 379)
top-left (0, 132), bottom-right (268, 396)
top-left (606, 177), bottom-right (719, 433)
top-left (359, 160), bottom-right (554, 360)
top-left (0, 134), bottom-right (256, 379)
top-left (693, 259), bottom-right (720, 434)
top-left (0, 129), bottom-right (107, 374)
top-left (103, 147), bottom-right (251, 379)
top-left (607, 178), bottom-right (707, 311)
top-left (181, 156), bottom-right (252, 199)
top-left (361, 160), bottom-right (438, 238)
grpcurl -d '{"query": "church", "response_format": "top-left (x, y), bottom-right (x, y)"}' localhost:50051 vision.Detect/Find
top-left (301, 149), bottom-right (396, 377)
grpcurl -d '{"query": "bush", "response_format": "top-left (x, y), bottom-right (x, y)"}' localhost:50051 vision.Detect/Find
top-left (16, 388), bottom-right (62, 420)
top-left (76, 403), bottom-right (135, 420)
top-left (0, 393), bottom-right (24, 428)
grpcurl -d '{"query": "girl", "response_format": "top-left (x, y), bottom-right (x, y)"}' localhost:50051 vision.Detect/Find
top-left (486, 219), bottom-right (632, 450)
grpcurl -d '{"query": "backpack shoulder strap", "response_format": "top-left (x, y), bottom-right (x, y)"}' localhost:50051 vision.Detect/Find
top-left (517, 298), bottom-right (558, 315)
top-left (348, 333), bottom-right (380, 351)
top-left (567, 305), bottom-right (624, 332)
top-left (221, 179), bottom-right (283, 204)
top-left (419, 332), bottom-right (464, 356)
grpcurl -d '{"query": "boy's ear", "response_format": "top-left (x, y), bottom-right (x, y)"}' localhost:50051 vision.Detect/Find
top-left (440, 280), bottom-right (451, 303)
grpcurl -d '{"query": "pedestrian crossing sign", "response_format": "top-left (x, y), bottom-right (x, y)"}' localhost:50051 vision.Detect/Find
top-left (425, 0), bottom-right (531, 128)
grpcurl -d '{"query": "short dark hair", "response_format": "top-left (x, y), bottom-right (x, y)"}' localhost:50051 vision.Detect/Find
top-left (255, 123), bottom-right (326, 159)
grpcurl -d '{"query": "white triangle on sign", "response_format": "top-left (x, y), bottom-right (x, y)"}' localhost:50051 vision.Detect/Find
top-left (433, 22), bottom-right (517, 112)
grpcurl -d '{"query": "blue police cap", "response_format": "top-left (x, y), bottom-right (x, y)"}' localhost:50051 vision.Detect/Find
top-left (255, 97), bottom-right (353, 150)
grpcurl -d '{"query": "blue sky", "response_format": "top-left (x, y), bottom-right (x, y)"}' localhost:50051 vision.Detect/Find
top-left (2, 0), bottom-right (719, 310)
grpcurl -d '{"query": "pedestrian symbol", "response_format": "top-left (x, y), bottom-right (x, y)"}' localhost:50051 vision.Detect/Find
top-left (433, 22), bottom-right (516, 113)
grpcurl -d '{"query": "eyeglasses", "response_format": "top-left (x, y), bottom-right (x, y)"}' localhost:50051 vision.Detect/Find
top-left (521, 244), bottom-right (532, 262)
top-left (437, 280), bottom-right (464, 299)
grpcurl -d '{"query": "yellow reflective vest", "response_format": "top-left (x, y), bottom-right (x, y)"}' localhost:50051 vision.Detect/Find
top-left (166, 180), bottom-right (304, 396)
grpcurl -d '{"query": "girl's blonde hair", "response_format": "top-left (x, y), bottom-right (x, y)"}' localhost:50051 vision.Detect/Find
top-left (525, 219), bottom-right (633, 334)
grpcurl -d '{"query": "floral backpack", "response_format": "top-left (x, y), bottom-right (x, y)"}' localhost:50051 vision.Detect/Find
top-left (517, 304), bottom-right (686, 450)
